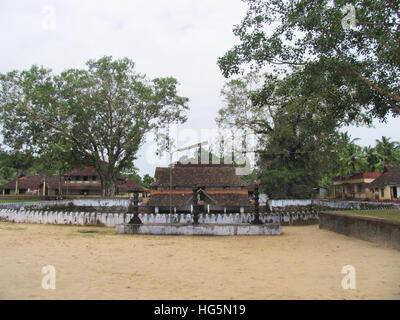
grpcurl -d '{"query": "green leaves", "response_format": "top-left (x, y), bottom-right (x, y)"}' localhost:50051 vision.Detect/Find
top-left (0, 56), bottom-right (189, 196)
top-left (218, 0), bottom-right (400, 120)
top-left (336, 133), bottom-right (400, 175)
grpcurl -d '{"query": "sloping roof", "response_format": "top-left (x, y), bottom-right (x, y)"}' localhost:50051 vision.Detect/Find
top-left (147, 193), bottom-right (192, 207)
top-left (0, 175), bottom-right (45, 190)
top-left (151, 164), bottom-right (247, 187)
top-left (0, 172), bottom-right (148, 193)
top-left (333, 172), bottom-right (382, 182)
top-left (116, 178), bottom-right (149, 192)
top-left (147, 189), bottom-right (251, 207)
top-left (203, 192), bottom-right (251, 207)
top-left (64, 166), bottom-right (99, 177)
top-left (368, 166), bottom-right (400, 188)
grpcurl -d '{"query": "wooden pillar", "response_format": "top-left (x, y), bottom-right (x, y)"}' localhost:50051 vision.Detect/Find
top-left (192, 188), bottom-right (199, 224)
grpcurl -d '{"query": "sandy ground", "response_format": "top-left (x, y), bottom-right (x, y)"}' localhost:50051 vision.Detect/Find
top-left (0, 221), bottom-right (399, 300)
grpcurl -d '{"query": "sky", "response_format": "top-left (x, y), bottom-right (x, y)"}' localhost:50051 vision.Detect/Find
top-left (0, 0), bottom-right (399, 176)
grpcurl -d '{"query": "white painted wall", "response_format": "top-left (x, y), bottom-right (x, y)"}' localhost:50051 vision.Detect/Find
top-left (0, 209), bottom-right (319, 227)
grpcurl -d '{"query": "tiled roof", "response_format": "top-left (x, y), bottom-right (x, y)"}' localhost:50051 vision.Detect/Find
top-left (147, 193), bottom-right (192, 207)
top-left (116, 178), bottom-right (149, 192)
top-left (0, 175), bottom-right (45, 190)
top-left (63, 166), bottom-right (99, 177)
top-left (368, 166), bottom-right (400, 188)
top-left (147, 189), bottom-right (251, 207)
top-left (0, 172), bottom-right (148, 193)
top-left (151, 164), bottom-right (248, 187)
top-left (333, 172), bottom-right (382, 181)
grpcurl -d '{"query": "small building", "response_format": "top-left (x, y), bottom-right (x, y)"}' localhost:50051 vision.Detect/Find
top-left (332, 172), bottom-right (382, 200)
top-left (0, 167), bottom-right (149, 198)
top-left (0, 174), bottom-right (58, 196)
top-left (367, 166), bottom-right (400, 201)
top-left (62, 167), bottom-right (149, 197)
top-left (148, 162), bottom-right (251, 213)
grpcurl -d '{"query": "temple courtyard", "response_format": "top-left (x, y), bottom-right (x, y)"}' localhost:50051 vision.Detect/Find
top-left (0, 221), bottom-right (399, 300)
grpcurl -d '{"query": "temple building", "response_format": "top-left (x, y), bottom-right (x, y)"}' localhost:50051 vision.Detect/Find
top-left (147, 162), bottom-right (252, 213)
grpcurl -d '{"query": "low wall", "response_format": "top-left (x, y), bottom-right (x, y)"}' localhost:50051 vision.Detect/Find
top-left (319, 211), bottom-right (400, 250)
top-left (0, 198), bottom-right (137, 211)
top-left (116, 223), bottom-right (282, 236)
top-left (2, 198), bottom-right (398, 213)
top-left (0, 209), bottom-right (318, 227)
top-left (268, 199), bottom-right (400, 210)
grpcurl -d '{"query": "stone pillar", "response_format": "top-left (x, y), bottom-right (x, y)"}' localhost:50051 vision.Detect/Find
top-left (192, 188), bottom-right (199, 224)
top-left (251, 183), bottom-right (262, 225)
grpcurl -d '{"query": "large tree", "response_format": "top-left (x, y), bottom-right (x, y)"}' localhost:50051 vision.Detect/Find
top-left (0, 149), bottom-right (34, 194)
top-left (218, 0), bottom-right (400, 121)
top-left (217, 71), bottom-right (343, 198)
top-left (0, 56), bottom-right (189, 196)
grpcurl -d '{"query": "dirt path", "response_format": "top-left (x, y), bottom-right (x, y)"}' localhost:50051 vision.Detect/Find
top-left (0, 222), bottom-right (399, 299)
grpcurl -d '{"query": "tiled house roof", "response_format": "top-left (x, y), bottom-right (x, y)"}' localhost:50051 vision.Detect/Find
top-left (151, 163), bottom-right (248, 188)
top-left (333, 172), bottom-right (382, 181)
top-left (0, 167), bottom-right (148, 193)
top-left (64, 166), bottom-right (99, 177)
top-left (368, 166), bottom-right (400, 188)
top-left (147, 189), bottom-right (251, 207)
top-left (0, 175), bottom-right (45, 190)
top-left (147, 192), bottom-right (193, 207)
top-left (116, 178), bottom-right (149, 193)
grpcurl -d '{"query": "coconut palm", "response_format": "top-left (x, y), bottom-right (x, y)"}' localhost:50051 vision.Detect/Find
top-left (375, 136), bottom-right (400, 168)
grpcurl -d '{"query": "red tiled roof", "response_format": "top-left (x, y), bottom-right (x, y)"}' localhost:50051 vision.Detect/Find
top-left (0, 175), bottom-right (44, 190)
top-left (333, 172), bottom-right (382, 181)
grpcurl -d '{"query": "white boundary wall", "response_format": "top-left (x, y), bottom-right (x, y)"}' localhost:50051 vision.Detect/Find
top-left (0, 198), bottom-right (133, 210)
top-left (0, 209), bottom-right (319, 227)
top-left (1, 199), bottom-right (397, 211)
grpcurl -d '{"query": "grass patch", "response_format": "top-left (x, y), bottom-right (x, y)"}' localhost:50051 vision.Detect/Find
top-left (76, 229), bottom-right (115, 236)
top-left (0, 199), bottom-right (44, 203)
top-left (0, 226), bottom-right (26, 231)
top-left (340, 210), bottom-right (400, 222)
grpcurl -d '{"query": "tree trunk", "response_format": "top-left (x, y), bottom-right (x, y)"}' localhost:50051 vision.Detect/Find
top-left (15, 178), bottom-right (19, 195)
top-left (103, 178), bottom-right (116, 197)
top-left (99, 172), bottom-right (116, 198)
top-left (15, 169), bottom-right (19, 195)
top-left (43, 176), bottom-right (46, 196)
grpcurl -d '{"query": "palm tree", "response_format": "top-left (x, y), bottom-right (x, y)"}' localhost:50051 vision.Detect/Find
top-left (363, 146), bottom-right (380, 172)
top-left (375, 136), bottom-right (400, 168)
top-left (337, 133), bottom-right (366, 175)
